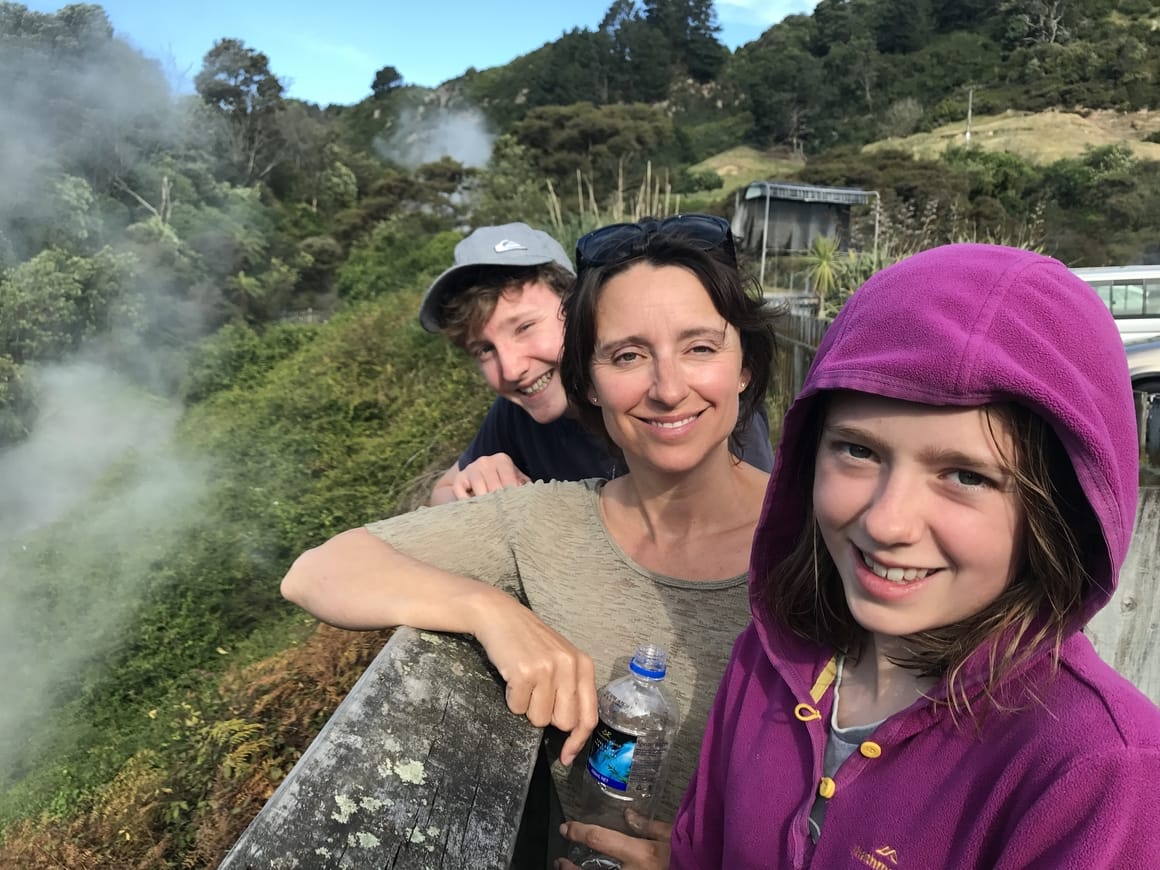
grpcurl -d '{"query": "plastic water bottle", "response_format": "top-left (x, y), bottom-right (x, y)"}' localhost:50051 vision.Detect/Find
top-left (567, 644), bottom-right (677, 870)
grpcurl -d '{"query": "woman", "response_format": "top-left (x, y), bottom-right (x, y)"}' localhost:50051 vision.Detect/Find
top-left (280, 215), bottom-right (779, 861)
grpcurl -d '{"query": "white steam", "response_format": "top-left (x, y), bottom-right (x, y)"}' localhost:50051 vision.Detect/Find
top-left (375, 105), bottom-right (495, 169)
top-left (0, 11), bottom-right (210, 782)
top-left (0, 363), bottom-right (206, 779)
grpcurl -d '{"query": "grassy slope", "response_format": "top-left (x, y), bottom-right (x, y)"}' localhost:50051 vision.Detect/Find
top-left (864, 108), bottom-right (1160, 163)
top-left (688, 111), bottom-right (1160, 190)
top-left (0, 288), bottom-right (495, 864)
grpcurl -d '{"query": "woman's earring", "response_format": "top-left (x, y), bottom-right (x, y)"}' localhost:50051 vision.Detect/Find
top-left (589, 394), bottom-right (600, 405)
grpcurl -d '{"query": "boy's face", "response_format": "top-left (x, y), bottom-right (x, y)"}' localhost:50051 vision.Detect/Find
top-left (464, 281), bottom-right (570, 423)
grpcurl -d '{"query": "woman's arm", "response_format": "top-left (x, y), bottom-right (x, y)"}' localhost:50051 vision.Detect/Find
top-left (282, 526), bottom-right (506, 632)
top-left (281, 526), bottom-right (599, 763)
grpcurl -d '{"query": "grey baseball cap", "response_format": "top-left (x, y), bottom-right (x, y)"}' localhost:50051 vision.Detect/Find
top-left (419, 222), bottom-right (575, 332)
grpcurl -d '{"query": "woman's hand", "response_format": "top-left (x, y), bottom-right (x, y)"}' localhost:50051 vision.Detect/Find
top-left (470, 591), bottom-right (599, 765)
top-left (556, 811), bottom-right (672, 870)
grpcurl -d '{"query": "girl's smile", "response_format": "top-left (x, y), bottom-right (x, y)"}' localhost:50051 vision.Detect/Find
top-left (814, 392), bottom-right (1025, 639)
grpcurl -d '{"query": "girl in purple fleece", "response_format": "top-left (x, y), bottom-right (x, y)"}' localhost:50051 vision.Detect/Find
top-left (670, 244), bottom-right (1160, 869)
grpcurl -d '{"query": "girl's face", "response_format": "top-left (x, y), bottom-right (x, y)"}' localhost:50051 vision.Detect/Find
top-left (813, 393), bottom-right (1025, 639)
top-left (589, 262), bottom-right (748, 475)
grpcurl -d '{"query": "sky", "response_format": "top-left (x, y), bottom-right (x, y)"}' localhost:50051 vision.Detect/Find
top-left (26, 0), bottom-right (820, 107)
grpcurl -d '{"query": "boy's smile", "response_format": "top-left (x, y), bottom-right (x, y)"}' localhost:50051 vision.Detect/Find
top-left (467, 280), bottom-right (570, 423)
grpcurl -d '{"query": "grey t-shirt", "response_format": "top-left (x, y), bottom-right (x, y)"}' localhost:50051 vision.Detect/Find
top-left (364, 478), bottom-right (752, 821)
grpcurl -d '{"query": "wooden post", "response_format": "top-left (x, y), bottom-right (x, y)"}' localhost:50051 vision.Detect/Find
top-left (1086, 488), bottom-right (1160, 703)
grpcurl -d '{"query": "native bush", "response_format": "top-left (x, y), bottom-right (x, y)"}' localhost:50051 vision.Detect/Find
top-left (0, 285), bottom-right (492, 849)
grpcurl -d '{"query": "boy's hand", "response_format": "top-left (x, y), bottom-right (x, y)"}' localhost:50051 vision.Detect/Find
top-left (435, 453), bottom-right (530, 502)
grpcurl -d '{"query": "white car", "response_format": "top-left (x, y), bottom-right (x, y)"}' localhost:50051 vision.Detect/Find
top-left (1125, 336), bottom-right (1160, 394)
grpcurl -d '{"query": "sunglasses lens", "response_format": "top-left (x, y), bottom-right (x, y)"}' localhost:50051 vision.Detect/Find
top-left (576, 214), bottom-right (736, 270)
top-left (663, 215), bottom-right (730, 250)
top-left (577, 223), bottom-right (644, 271)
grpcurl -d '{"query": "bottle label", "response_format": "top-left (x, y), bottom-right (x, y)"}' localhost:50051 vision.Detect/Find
top-left (586, 720), bottom-right (636, 792)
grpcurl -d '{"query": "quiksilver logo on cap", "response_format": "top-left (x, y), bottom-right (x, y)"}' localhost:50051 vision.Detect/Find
top-left (494, 239), bottom-right (527, 253)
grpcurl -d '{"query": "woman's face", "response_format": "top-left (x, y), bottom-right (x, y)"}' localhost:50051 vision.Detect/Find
top-left (588, 262), bottom-right (749, 475)
top-left (813, 392), bottom-right (1025, 640)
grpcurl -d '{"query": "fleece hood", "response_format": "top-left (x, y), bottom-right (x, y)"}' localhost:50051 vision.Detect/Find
top-left (753, 243), bottom-right (1138, 644)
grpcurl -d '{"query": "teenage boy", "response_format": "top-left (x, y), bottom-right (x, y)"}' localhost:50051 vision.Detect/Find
top-left (420, 222), bottom-right (774, 505)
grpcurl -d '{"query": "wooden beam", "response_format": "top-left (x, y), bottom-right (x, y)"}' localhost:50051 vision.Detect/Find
top-left (219, 627), bottom-right (542, 869)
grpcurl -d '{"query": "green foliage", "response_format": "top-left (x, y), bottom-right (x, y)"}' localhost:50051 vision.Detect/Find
top-left (0, 246), bottom-right (139, 364)
top-left (673, 168), bottom-right (724, 194)
top-left (371, 65), bottom-right (403, 99)
top-left (318, 162), bottom-right (358, 213)
top-left (0, 354), bottom-right (35, 443)
top-left (267, 102), bottom-right (344, 211)
top-left (643, 0), bottom-right (727, 83)
top-left (725, 14), bottom-right (821, 150)
top-left (804, 235), bottom-right (841, 318)
top-left (469, 135), bottom-right (551, 227)
top-left (941, 146), bottom-right (1041, 214)
top-left (195, 38), bottom-right (286, 183)
top-left (878, 98), bottom-right (925, 139)
top-left (0, 285), bottom-right (493, 837)
top-left (182, 321), bottom-right (320, 405)
top-left (675, 112), bottom-right (753, 164)
top-left (331, 158), bottom-right (471, 247)
top-left (335, 221), bottom-right (459, 302)
top-left (511, 102), bottom-right (680, 203)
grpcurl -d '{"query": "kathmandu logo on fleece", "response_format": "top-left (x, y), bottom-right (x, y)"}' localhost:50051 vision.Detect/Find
top-left (494, 239), bottom-right (527, 253)
top-left (852, 844), bottom-right (899, 869)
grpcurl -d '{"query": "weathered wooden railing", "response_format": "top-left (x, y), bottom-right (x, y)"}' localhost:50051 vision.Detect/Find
top-left (774, 313), bottom-right (832, 395)
top-left (221, 316), bottom-right (1159, 867)
top-left (218, 628), bottom-right (544, 869)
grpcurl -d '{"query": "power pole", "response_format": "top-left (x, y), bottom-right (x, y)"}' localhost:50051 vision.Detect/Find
top-left (965, 86), bottom-right (974, 142)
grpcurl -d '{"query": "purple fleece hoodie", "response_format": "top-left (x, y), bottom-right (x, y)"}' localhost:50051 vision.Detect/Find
top-left (671, 244), bottom-right (1160, 869)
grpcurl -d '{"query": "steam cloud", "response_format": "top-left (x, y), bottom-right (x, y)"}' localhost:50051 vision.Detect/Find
top-left (0, 364), bottom-right (206, 780)
top-left (0, 11), bottom-right (209, 781)
top-left (375, 105), bottom-right (495, 169)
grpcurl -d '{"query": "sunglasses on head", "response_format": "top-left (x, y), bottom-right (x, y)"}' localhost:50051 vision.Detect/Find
top-left (575, 214), bottom-right (737, 273)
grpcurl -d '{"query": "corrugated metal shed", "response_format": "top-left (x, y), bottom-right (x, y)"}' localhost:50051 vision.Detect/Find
top-left (743, 180), bottom-right (874, 206)
top-left (733, 179), bottom-right (877, 288)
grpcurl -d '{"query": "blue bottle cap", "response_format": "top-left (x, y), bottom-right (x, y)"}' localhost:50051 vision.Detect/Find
top-left (629, 644), bottom-right (667, 679)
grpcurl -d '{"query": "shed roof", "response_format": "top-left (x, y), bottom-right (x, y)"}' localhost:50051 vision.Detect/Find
top-left (744, 180), bottom-right (873, 206)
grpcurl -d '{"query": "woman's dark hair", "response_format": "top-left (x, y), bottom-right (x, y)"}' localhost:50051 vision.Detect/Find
top-left (764, 395), bottom-right (1101, 721)
top-left (560, 228), bottom-right (781, 461)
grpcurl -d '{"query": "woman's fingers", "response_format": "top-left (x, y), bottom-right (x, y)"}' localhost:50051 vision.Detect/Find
top-left (478, 602), bottom-right (598, 752)
top-left (561, 655), bottom-right (599, 765)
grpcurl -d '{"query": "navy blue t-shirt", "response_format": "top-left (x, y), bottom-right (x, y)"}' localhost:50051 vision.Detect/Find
top-left (458, 398), bottom-right (774, 481)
